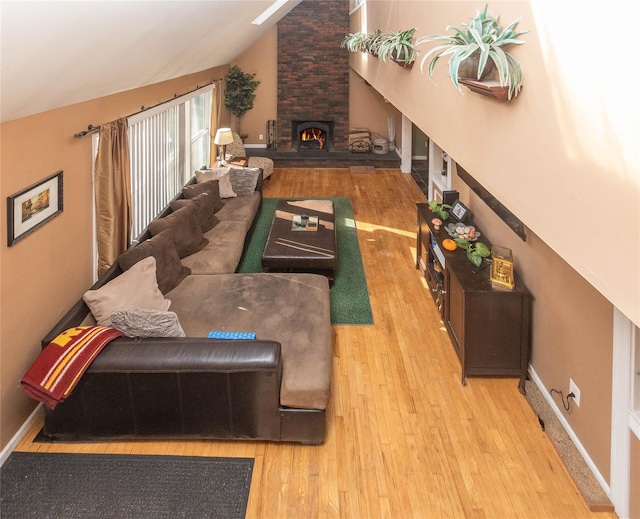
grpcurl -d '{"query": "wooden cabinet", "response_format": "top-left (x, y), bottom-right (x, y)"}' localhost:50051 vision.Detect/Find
top-left (417, 203), bottom-right (531, 393)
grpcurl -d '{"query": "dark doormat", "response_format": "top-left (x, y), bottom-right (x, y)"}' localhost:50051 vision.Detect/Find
top-left (1, 452), bottom-right (253, 519)
top-left (524, 380), bottom-right (613, 512)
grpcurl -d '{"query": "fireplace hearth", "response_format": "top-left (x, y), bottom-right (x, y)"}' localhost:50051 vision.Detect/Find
top-left (293, 121), bottom-right (333, 151)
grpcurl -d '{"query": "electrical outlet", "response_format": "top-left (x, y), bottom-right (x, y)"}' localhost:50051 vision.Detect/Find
top-left (259, 134), bottom-right (264, 140)
top-left (569, 378), bottom-right (581, 407)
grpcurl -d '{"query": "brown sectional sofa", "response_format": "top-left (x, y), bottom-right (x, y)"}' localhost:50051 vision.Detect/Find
top-left (39, 169), bottom-right (332, 444)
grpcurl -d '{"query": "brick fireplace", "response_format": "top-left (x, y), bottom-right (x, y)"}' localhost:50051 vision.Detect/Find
top-left (277, 0), bottom-right (349, 152)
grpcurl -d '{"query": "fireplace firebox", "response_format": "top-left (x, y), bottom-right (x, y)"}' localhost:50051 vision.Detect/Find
top-left (293, 121), bottom-right (333, 151)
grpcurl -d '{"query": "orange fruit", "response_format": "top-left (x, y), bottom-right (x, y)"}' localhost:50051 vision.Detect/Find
top-left (442, 239), bottom-right (457, 251)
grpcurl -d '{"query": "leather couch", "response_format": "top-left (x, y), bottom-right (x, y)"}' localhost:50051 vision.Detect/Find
top-left (39, 170), bottom-right (332, 444)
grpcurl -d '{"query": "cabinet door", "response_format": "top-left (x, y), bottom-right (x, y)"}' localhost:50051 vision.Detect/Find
top-left (465, 292), bottom-right (523, 371)
top-left (447, 270), bottom-right (464, 358)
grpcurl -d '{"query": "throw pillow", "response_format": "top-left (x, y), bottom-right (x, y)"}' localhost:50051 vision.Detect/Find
top-left (147, 204), bottom-right (208, 258)
top-left (195, 167), bottom-right (237, 199)
top-left (229, 167), bottom-right (260, 196)
top-left (83, 256), bottom-right (170, 327)
top-left (195, 166), bottom-right (229, 180)
top-left (118, 229), bottom-right (190, 294)
top-left (182, 179), bottom-right (220, 201)
top-left (110, 308), bottom-right (186, 338)
top-left (170, 192), bottom-right (220, 233)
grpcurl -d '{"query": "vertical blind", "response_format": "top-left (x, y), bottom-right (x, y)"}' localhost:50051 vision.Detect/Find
top-left (127, 84), bottom-right (213, 241)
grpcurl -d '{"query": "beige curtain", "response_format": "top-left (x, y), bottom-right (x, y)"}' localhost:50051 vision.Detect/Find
top-left (209, 81), bottom-right (223, 166)
top-left (94, 118), bottom-right (132, 277)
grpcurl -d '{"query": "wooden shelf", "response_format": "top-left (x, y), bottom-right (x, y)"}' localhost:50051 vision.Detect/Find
top-left (458, 78), bottom-right (513, 102)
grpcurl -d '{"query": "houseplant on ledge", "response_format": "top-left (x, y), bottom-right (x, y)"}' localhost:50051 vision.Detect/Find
top-left (416, 4), bottom-right (527, 100)
top-left (340, 32), bottom-right (370, 53)
top-left (224, 65), bottom-right (260, 139)
top-left (376, 28), bottom-right (418, 67)
top-left (366, 29), bottom-right (384, 56)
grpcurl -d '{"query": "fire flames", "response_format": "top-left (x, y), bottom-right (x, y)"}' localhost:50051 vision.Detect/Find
top-left (300, 128), bottom-right (326, 149)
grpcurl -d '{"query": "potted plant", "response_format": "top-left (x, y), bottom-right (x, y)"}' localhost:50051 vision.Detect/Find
top-left (224, 65), bottom-right (260, 138)
top-left (416, 4), bottom-right (527, 99)
top-left (340, 32), bottom-right (370, 53)
top-left (376, 28), bottom-right (418, 67)
top-left (454, 239), bottom-right (491, 267)
top-left (428, 200), bottom-right (451, 220)
top-left (366, 29), bottom-right (384, 56)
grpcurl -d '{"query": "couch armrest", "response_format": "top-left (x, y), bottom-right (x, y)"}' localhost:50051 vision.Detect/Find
top-left (43, 337), bottom-right (285, 441)
top-left (87, 337), bottom-right (281, 374)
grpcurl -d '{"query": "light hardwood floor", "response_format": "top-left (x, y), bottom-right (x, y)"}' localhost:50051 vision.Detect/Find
top-left (17, 168), bottom-right (617, 519)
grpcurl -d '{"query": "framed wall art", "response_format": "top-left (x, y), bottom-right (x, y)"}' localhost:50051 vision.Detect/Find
top-left (7, 170), bottom-right (63, 246)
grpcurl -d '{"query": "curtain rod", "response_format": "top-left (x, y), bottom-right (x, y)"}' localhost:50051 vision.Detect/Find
top-left (73, 79), bottom-right (222, 139)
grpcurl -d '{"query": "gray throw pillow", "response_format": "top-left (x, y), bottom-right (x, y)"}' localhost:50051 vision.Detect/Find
top-left (110, 308), bottom-right (186, 338)
top-left (229, 167), bottom-right (260, 196)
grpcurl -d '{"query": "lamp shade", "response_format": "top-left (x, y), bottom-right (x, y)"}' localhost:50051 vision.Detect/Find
top-left (214, 128), bottom-right (234, 145)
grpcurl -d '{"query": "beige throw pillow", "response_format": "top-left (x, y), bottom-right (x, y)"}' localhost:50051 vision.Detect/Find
top-left (196, 167), bottom-right (237, 199)
top-left (83, 256), bottom-right (171, 326)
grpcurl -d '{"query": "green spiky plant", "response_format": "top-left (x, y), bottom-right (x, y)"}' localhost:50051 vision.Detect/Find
top-left (366, 29), bottom-right (384, 56)
top-left (340, 32), bottom-right (370, 53)
top-left (416, 4), bottom-right (527, 100)
top-left (224, 65), bottom-right (260, 136)
top-left (376, 28), bottom-right (418, 66)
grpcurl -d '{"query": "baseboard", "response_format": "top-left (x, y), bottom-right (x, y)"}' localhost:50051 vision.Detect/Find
top-left (0, 404), bottom-right (42, 467)
top-left (528, 366), bottom-right (611, 496)
top-left (244, 144), bottom-right (268, 149)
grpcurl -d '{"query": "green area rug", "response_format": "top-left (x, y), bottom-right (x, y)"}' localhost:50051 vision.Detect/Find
top-left (237, 197), bottom-right (373, 325)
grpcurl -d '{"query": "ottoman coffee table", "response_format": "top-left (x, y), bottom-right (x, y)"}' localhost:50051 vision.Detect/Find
top-left (262, 199), bottom-right (337, 284)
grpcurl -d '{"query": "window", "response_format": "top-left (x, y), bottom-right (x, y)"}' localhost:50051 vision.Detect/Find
top-left (127, 84), bottom-right (213, 240)
top-left (190, 91), bottom-right (212, 171)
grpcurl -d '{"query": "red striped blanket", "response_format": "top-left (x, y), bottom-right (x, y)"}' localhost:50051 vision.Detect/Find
top-left (21, 326), bottom-right (123, 409)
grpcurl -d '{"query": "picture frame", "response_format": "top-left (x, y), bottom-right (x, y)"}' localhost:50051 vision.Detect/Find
top-left (7, 170), bottom-right (63, 246)
top-left (450, 199), bottom-right (470, 222)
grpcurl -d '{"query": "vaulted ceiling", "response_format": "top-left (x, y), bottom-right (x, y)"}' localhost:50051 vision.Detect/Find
top-left (0, 0), bottom-right (302, 123)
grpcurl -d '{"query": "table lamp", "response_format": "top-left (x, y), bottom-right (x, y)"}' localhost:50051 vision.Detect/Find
top-left (214, 128), bottom-right (234, 165)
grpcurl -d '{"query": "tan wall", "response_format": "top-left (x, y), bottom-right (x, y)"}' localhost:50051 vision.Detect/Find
top-left (232, 27), bottom-right (278, 145)
top-left (350, 69), bottom-right (403, 149)
top-left (0, 66), bottom-right (228, 450)
top-left (348, 0), bottom-right (640, 485)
